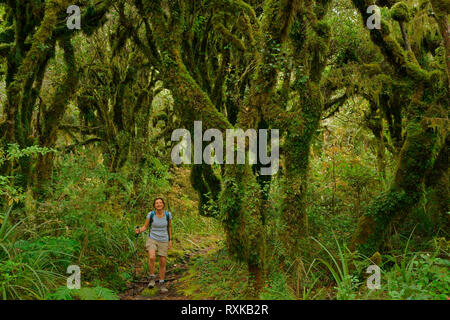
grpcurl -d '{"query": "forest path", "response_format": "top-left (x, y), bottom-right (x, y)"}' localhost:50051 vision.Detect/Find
top-left (119, 244), bottom-right (218, 300)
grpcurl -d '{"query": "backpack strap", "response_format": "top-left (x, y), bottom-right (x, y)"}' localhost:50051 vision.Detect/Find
top-left (165, 211), bottom-right (170, 241)
top-left (149, 211), bottom-right (155, 228)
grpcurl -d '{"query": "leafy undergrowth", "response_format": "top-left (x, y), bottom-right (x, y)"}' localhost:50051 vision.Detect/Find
top-left (174, 243), bottom-right (302, 300)
top-left (166, 233), bottom-right (450, 301)
top-left (48, 285), bottom-right (119, 300)
top-left (300, 235), bottom-right (450, 300)
top-left (360, 252), bottom-right (450, 300)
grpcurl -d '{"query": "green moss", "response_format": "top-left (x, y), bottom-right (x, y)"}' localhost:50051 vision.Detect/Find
top-left (177, 248), bottom-right (247, 299)
top-left (141, 287), bottom-right (159, 297)
top-left (418, 0), bottom-right (429, 10)
top-left (429, 70), bottom-right (444, 87)
top-left (262, 0), bottom-right (301, 43)
top-left (391, 2), bottom-right (411, 22)
top-left (167, 248), bottom-right (185, 262)
top-left (215, 23), bottom-right (246, 51)
top-left (313, 21), bottom-right (330, 38)
top-left (430, 0), bottom-right (450, 17)
top-left (404, 62), bottom-right (430, 83)
top-left (351, 215), bottom-right (375, 250)
top-left (362, 63), bottom-right (382, 75)
top-left (379, 20), bottom-right (392, 37)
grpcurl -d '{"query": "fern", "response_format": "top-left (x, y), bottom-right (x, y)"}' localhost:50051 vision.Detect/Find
top-left (49, 286), bottom-right (74, 300)
top-left (49, 286), bottom-right (119, 300)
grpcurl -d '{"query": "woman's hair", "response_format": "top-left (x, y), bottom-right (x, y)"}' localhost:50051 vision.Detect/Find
top-left (153, 197), bottom-right (165, 208)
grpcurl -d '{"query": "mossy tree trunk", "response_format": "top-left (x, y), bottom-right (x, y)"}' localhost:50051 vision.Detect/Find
top-left (0, 0), bottom-right (62, 188)
top-left (424, 135), bottom-right (449, 232)
top-left (35, 36), bottom-right (80, 189)
top-left (278, 1), bottom-right (332, 254)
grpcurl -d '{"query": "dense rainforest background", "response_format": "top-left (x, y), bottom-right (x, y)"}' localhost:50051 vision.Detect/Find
top-left (0, 0), bottom-right (448, 300)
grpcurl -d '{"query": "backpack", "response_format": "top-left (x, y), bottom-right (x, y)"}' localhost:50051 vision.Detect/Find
top-left (149, 210), bottom-right (171, 240)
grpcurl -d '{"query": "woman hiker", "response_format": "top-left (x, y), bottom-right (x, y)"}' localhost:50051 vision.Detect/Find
top-left (136, 197), bottom-right (172, 293)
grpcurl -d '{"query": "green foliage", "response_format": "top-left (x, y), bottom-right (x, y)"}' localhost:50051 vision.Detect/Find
top-left (48, 285), bottom-right (119, 300)
top-left (357, 248), bottom-right (450, 300)
top-left (12, 236), bottom-right (79, 270)
top-left (0, 144), bottom-right (56, 165)
top-left (122, 156), bottom-right (171, 207)
top-left (0, 207), bottom-right (69, 299)
top-left (0, 144), bottom-right (56, 204)
top-left (383, 253), bottom-right (449, 299)
top-left (312, 235), bottom-right (361, 300)
top-left (260, 271), bottom-right (296, 300)
top-left (0, 146), bottom-right (177, 299)
top-left (199, 191), bottom-right (221, 218)
top-left (192, 15), bottom-right (206, 33)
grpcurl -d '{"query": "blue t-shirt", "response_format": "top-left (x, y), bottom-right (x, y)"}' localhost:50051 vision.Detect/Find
top-left (146, 211), bottom-right (172, 242)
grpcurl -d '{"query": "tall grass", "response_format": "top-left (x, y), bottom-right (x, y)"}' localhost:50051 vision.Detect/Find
top-left (311, 232), bottom-right (363, 299)
top-left (0, 206), bottom-right (71, 299)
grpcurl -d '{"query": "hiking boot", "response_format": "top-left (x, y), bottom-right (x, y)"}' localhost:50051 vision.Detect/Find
top-left (147, 275), bottom-right (156, 288)
top-left (159, 281), bottom-right (168, 293)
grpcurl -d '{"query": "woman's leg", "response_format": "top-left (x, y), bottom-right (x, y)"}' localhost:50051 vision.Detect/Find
top-left (148, 250), bottom-right (156, 275)
top-left (158, 256), bottom-right (166, 280)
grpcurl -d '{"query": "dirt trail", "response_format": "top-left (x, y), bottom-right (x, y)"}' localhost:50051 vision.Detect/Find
top-left (120, 246), bottom-right (216, 300)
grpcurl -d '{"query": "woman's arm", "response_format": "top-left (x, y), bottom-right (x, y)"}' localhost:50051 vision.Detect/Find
top-left (136, 218), bottom-right (150, 234)
top-left (168, 220), bottom-right (172, 240)
top-left (168, 220), bottom-right (172, 249)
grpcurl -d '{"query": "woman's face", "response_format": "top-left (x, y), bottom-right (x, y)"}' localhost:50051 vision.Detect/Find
top-left (154, 199), bottom-right (165, 210)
